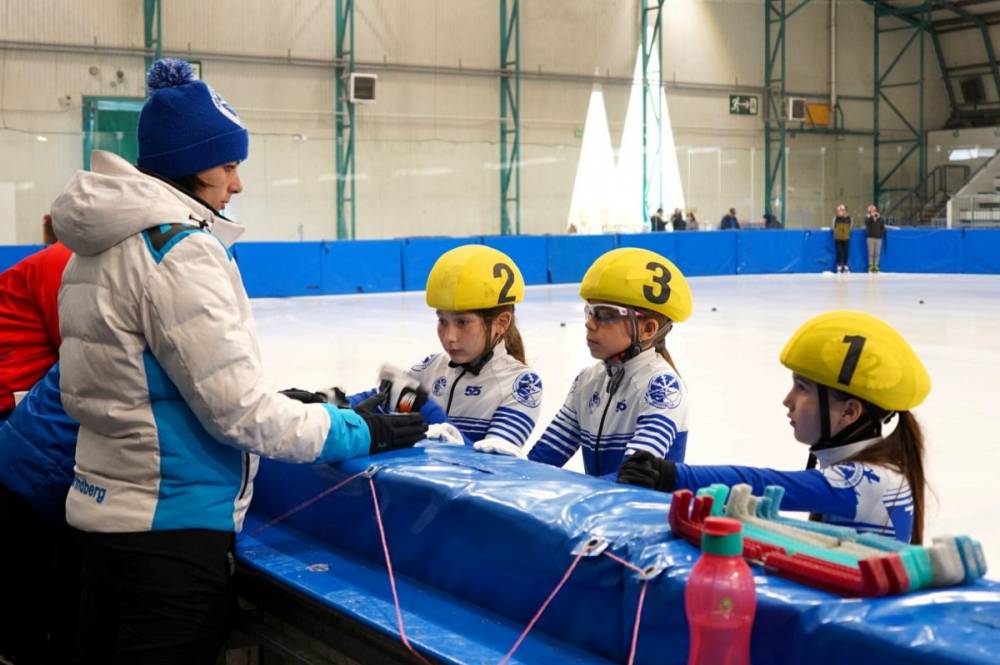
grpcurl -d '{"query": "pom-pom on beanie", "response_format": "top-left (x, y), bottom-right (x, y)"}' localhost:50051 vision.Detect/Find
top-left (137, 58), bottom-right (249, 180)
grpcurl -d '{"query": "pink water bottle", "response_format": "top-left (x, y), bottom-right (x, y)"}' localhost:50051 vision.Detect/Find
top-left (685, 517), bottom-right (756, 665)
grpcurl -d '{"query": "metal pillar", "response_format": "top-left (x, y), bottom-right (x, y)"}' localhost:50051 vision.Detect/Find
top-left (500, 0), bottom-right (520, 236)
top-left (764, 1), bottom-right (811, 227)
top-left (873, 2), bottom-right (929, 213)
top-left (143, 0), bottom-right (162, 70)
top-left (929, 29), bottom-right (958, 119)
top-left (641, 1), bottom-right (665, 224)
top-left (934, 1), bottom-right (1000, 98)
top-left (335, 0), bottom-right (356, 240)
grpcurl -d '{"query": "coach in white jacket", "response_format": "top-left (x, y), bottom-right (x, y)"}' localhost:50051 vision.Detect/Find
top-left (51, 59), bottom-right (425, 664)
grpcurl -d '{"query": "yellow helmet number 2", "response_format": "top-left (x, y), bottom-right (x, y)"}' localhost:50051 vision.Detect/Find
top-left (493, 262), bottom-right (517, 304)
top-left (426, 245), bottom-right (526, 311)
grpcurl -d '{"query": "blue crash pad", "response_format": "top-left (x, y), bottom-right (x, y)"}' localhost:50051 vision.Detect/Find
top-left (238, 445), bottom-right (1000, 664)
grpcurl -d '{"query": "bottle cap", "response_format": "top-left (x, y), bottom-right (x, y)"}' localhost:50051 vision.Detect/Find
top-left (701, 517), bottom-right (743, 557)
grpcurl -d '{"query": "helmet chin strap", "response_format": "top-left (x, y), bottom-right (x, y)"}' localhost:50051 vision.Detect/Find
top-left (806, 385), bottom-right (891, 469)
top-left (447, 323), bottom-right (504, 376)
top-left (603, 312), bottom-right (671, 395)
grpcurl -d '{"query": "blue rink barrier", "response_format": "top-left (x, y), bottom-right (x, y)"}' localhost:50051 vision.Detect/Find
top-left (0, 244), bottom-right (45, 272)
top-left (482, 234), bottom-right (549, 285)
top-left (233, 242), bottom-right (324, 297)
top-left (547, 234), bottom-right (617, 283)
top-left (239, 446), bottom-right (1000, 665)
top-left (674, 230), bottom-right (738, 275)
top-left (736, 229), bottom-right (805, 274)
top-left (961, 229), bottom-right (1000, 273)
top-left (402, 236), bottom-right (482, 291)
top-left (321, 239), bottom-right (403, 294)
top-left (3, 229), bottom-right (999, 295)
top-left (880, 228), bottom-right (961, 274)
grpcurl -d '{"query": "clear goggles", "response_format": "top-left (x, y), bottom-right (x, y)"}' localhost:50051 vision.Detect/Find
top-left (583, 302), bottom-right (644, 324)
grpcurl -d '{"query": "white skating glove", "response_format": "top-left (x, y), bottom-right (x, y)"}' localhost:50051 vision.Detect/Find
top-left (425, 423), bottom-right (465, 446)
top-left (377, 364), bottom-right (429, 414)
top-left (472, 436), bottom-right (525, 458)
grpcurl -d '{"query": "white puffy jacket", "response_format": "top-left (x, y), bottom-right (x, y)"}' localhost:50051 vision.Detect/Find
top-left (53, 151), bottom-right (371, 533)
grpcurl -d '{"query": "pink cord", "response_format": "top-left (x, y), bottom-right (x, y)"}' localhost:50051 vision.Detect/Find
top-left (247, 470), bottom-right (653, 665)
top-left (626, 581), bottom-right (649, 665)
top-left (245, 470), bottom-right (366, 539)
top-left (369, 477), bottom-right (434, 665)
top-left (602, 549), bottom-right (645, 574)
top-left (498, 552), bottom-right (586, 665)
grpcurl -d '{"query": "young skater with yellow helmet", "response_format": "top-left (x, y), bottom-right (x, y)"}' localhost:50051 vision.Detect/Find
top-left (528, 247), bottom-right (693, 478)
top-left (347, 244), bottom-right (543, 455)
top-left (618, 310), bottom-right (930, 543)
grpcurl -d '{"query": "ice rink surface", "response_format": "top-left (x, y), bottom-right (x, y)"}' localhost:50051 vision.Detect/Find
top-left (253, 272), bottom-right (1000, 572)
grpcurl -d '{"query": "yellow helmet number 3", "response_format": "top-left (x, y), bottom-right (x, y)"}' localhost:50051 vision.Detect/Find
top-left (579, 247), bottom-right (693, 323)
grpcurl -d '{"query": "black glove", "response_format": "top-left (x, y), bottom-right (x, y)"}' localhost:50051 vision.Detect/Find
top-left (616, 450), bottom-right (677, 492)
top-left (358, 411), bottom-right (427, 455)
top-left (280, 388), bottom-right (329, 404)
top-left (326, 387), bottom-right (352, 408)
top-left (353, 388), bottom-right (389, 413)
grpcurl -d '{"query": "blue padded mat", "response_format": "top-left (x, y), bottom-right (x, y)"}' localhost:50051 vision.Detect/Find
top-left (239, 445), bottom-right (1000, 664)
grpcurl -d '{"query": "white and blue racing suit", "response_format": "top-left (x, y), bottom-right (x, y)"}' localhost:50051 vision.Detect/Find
top-left (351, 345), bottom-right (542, 451)
top-left (670, 438), bottom-right (914, 542)
top-left (528, 347), bottom-right (689, 479)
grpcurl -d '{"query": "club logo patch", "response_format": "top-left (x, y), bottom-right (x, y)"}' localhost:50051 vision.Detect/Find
top-left (512, 372), bottom-right (542, 408)
top-left (432, 376), bottom-right (448, 397)
top-left (411, 355), bottom-right (435, 372)
top-left (208, 85), bottom-right (244, 127)
top-left (616, 400), bottom-right (627, 412)
top-left (588, 391), bottom-right (602, 412)
top-left (645, 374), bottom-right (682, 409)
top-left (824, 463), bottom-right (870, 489)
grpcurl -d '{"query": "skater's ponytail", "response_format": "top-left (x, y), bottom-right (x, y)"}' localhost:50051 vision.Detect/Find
top-left (479, 305), bottom-right (526, 364)
top-left (849, 410), bottom-right (927, 544)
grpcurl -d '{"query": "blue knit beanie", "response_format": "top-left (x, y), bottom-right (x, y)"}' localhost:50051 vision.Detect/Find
top-left (137, 58), bottom-right (249, 180)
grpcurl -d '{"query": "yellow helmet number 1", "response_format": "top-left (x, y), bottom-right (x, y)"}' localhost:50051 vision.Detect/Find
top-left (780, 310), bottom-right (930, 411)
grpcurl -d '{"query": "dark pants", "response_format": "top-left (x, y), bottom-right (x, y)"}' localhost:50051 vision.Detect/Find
top-left (0, 484), bottom-right (81, 665)
top-left (75, 528), bottom-right (236, 665)
top-left (835, 239), bottom-right (849, 267)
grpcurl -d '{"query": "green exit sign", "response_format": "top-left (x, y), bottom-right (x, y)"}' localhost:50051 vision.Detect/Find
top-left (729, 94), bottom-right (758, 116)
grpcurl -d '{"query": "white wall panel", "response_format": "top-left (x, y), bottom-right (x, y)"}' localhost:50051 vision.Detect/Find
top-left (355, 0), bottom-right (497, 69)
top-left (664, 0), bottom-right (761, 87)
top-left (522, 1), bottom-right (635, 78)
top-left (0, 0), bottom-right (964, 242)
top-left (163, 0), bottom-right (333, 59)
top-left (1, 0), bottom-right (141, 47)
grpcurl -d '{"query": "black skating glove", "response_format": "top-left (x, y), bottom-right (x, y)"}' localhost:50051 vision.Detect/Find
top-left (358, 411), bottom-right (428, 455)
top-left (616, 450), bottom-right (677, 492)
top-left (280, 388), bottom-right (329, 404)
top-left (320, 386), bottom-right (352, 408)
top-left (353, 388), bottom-right (389, 413)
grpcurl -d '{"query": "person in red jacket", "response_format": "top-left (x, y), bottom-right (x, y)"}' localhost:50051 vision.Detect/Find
top-left (0, 215), bottom-right (76, 664)
top-left (0, 215), bottom-right (71, 418)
